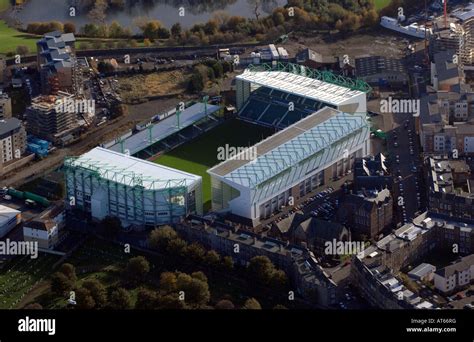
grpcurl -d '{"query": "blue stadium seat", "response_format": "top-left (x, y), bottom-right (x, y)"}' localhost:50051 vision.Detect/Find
top-left (259, 104), bottom-right (288, 126)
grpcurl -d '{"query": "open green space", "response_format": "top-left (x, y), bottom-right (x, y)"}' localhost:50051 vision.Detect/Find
top-left (0, 20), bottom-right (38, 54)
top-left (154, 119), bottom-right (274, 210)
top-left (374, 0), bottom-right (391, 10)
top-left (0, 0), bottom-right (10, 12)
top-left (0, 254), bottom-right (61, 309)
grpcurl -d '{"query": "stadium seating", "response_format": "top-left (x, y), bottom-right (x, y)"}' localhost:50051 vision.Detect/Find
top-left (279, 110), bottom-right (308, 127)
top-left (259, 104), bottom-right (288, 126)
top-left (238, 87), bottom-right (335, 129)
top-left (239, 98), bottom-right (269, 121)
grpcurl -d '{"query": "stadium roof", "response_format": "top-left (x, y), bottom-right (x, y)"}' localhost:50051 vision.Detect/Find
top-left (65, 147), bottom-right (200, 190)
top-left (237, 69), bottom-right (365, 106)
top-left (107, 102), bottom-right (220, 155)
top-left (208, 107), bottom-right (368, 188)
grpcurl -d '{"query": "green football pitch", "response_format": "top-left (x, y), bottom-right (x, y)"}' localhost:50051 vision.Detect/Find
top-left (154, 119), bottom-right (274, 211)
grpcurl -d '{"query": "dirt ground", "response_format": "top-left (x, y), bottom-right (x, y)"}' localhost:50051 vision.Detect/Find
top-left (284, 30), bottom-right (411, 59)
top-left (117, 70), bottom-right (189, 103)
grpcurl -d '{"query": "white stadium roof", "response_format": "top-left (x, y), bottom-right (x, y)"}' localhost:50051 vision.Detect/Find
top-left (209, 107), bottom-right (369, 188)
top-left (237, 70), bottom-right (365, 106)
top-left (67, 147), bottom-right (200, 190)
top-left (108, 103), bottom-right (220, 155)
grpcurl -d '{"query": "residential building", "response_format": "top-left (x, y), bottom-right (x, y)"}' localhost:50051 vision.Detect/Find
top-left (426, 157), bottom-right (474, 221)
top-left (433, 254), bottom-right (474, 293)
top-left (430, 50), bottom-right (464, 91)
top-left (353, 153), bottom-right (394, 192)
top-left (37, 31), bottom-right (76, 94)
top-left (419, 90), bottom-right (474, 155)
top-left (337, 189), bottom-right (393, 239)
top-left (25, 91), bottom-right (78, 143)
top-left (0, 55), bottom-right (6, 85)
top-left (0, 92), bottom-right (12, 120)
top-left (0, 118), bottom-right (27, 169)
top-left (177, 215), bottom-right (337, 307)
top-left (23, 204), bottom-right (65, 249)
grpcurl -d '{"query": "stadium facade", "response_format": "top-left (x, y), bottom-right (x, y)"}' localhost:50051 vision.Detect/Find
top-left (64, 147), bottom-right (202, 227)
top-left (209, 104), bottom-right (370, 226)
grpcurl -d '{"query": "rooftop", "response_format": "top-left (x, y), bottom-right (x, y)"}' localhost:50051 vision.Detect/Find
top-left (435, 254), bottom-right (474, 278)
top-left (65, 147), bottom-right (201, 190)
top-left (0, 204), bottom-right (20, 225)
top-left (208, 107), bottom-right (368, 188)
top-left (107, 102), bottom-right (220, 155)
top-left (237, 69), bottom-right (365, 106)
top-left (0, 118), bottom-right (22, 139)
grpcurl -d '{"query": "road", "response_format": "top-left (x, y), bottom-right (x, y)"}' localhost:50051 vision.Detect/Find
top-left (386, 111), bottom-right (424, 225)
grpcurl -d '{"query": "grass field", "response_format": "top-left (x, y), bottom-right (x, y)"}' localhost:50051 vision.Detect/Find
top-left (374, 0), bottom-right (391, 10)
top-left (154, 119), bottom-right (274, 210)
top-left (0, 0), bottom-right (10, 12)
top-left (0, 20), bottom-right (38, 54)
top-left (0, 254), bottom-right (60, 309)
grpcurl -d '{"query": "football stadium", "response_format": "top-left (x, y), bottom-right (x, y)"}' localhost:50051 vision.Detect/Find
top-left (66, 63), bottom-right (371, 227)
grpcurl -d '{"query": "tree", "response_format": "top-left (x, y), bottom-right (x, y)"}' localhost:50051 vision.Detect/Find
top-left (135, 288), bottom-right (157, 310)
top-left (269, 269), bottom-right (288, 291)
top-left (101, 216), bottom-right (122, 238)
top-left (272, 11), bottom-right (285, 26)
top-left (156, 294), bottom-right (187, 309)
top-left (48, 21), bottom-right (64, 32)
top-left (82, 279), bottom-right (107, 308)
top-left (215, 299), bottom-right (234, 310)
top-left (108, 21), bottom-right (125, 38)
top-left (143, 38), bottom-right (152, 47)
top-left (50, 272), bottom-right (74, 296)
top-left (64, 22), bottom-right (76, 34)
top-left (171, 23), bottom-right (182, 37)
top-left (157, 27), bottom-right (170, 39)
top-left (188, 72), bottom-right (204, 93)
top-left (59, 263), bottom-right (77, 283)
top-left (139, 20), bottom-right (162, 40)
top-left (212, 62), bottom-right (224, 79)
top-left (184, 278), bottom-right (210, 305)
top-left (83, 23), bottom-right (100, 37)
top-left (191, 271), bottom-right (208, 284)
top-left (159, 272), bottom-right (178, 293)
top-left (221, 256), bottom-right (234, 271)
top-left (175, 272), bottom-right (210, 306)
top-left (125, 256), bottom-right (150, 281)
top-left (16, 45), bottom-right (29, 56)
top-left (166, 237), bottom-right (187, 257)
top-left (204, 250), bottom-right (220, 266)
top-left (242, 298), bottom-right (262, 309)
top-left (148, 226), bottom-right (178, 251)
top-left (185, 243), bottom-right (206, 263)
top-left (108, 287), bottom-right (133, 309)
top-left (75, 287), bottom-right (96, 309)
top-left (247, 256), bottom-right (275, 285)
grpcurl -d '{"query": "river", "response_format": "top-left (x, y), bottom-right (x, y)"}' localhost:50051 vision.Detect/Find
top-left (12, 0), bottom-right (286, 30)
